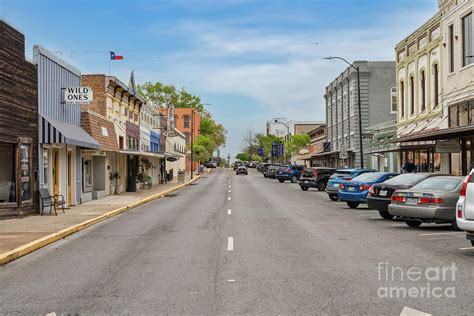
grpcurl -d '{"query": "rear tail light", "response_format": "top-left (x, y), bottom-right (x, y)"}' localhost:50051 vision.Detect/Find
top-left (460, 174), bottom-right (472, 197)
top-left (458, 208), bottom-right (463, 218)
top-left (342, 177), bottom-right (352, 181)
top-left (340, 184), bottom-right (345, 190)
top-left (287, 168), bottom-right (292, 173)
top-left (360, 184), bottom-right (370, 191)
top-left (368, 186), bottom-right (374, 194)
top-left (314, 169), bottom-right (318, 177)
top-left (418, 197), bottom-right (443, 204)
top-left (391, 195), bottom-right (406, 203)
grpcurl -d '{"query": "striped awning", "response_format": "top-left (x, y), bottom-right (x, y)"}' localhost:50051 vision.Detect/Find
top-left (40, 115), bottom-right (100, 149)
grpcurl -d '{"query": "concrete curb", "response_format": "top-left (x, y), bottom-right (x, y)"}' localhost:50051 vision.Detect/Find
top-left (0, 176), bottom-right (201, 266)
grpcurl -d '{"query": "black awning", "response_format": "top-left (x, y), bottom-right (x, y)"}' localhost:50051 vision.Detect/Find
top-left (392, 125), bottom-right (474, 143)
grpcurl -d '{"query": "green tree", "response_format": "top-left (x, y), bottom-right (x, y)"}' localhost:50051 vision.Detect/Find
top-left (255, 133), bottom-right (282, 160)
top-left (235, 153), bottom-right (249, 161)
top-left (285, 134), bottom-right (310, 156)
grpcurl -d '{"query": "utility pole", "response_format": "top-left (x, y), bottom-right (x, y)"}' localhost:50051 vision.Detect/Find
top-left (191, 109), bottom-right (195, 179)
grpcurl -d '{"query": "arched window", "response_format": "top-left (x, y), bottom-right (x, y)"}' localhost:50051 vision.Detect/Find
top-left (183, 115), bottom-right (190, 128)
top-left (400, 81), bottom-right (405, 117)
top-left (433, 64), bottom-right (439, 108)
top-left (410, 75), bottom-right (415, 115)
top-left (420, 70), bottom-right (426, 112)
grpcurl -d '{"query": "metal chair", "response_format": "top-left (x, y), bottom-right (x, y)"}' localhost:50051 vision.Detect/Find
top-left (39, 188), bottom-right (65, 216)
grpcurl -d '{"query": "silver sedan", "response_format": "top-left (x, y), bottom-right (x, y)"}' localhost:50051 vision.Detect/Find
top-left (388, 176), bottom-right (464, 229)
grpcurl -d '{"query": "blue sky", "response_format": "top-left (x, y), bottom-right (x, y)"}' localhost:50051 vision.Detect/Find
top-left (1, 0), bottom-right (438, 158)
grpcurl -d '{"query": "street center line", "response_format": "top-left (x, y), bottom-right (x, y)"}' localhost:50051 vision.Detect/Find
top-left (228, 190), bottom-right (231, 193)
top-left (228, 279), bottom-right (235, 282)
top-left (228, 209), bottom-right (232, 215)
top-left (228, 197), bottom-right (231, 201)
top-left (227, 237), bottom-right (233, 251)
top-left (419, 232), bottom-right (465, 236)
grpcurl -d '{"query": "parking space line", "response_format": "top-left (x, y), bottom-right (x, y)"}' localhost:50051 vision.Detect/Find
top-left (227, 237), bottom-right (233, 251)
top-left (419, 232), bottom-right (464, 236)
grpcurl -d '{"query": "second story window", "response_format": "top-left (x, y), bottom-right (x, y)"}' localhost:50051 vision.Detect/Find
top-left (463, 12), bottom-right (473, 67)
top-left (420, 70), bottom-right (426, 112)
top-left (434, 64), bottom-right (439, 108)
top-left (410, 76), bottom-right (415, 115)
top-left (390, 87), bottom-right (397, 113)
top-left (400, 81), bottom-right (405, 117)
top-left (183, 115), bottom-right (190, 128)
top-left (449, 24), bottom-right (455, 73)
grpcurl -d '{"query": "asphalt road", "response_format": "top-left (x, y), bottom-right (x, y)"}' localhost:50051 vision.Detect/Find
top-left (1, 168), bottom-right (474, 315)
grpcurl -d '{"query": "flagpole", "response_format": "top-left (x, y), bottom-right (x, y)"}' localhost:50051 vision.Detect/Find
top-left (108, 58), bottom-right (111, 75)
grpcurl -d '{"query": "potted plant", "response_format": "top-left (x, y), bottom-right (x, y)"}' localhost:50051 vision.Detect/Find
top-left (109, 172), bottom-right (116, 195)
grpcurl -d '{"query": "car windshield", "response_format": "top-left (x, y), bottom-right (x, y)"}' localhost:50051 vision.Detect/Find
top-left (352, 172), bottom-right (382, 182)
top-left (411, 178), bottom-right (462, 191)
top-left (382, 173), bottom-right (428, 186)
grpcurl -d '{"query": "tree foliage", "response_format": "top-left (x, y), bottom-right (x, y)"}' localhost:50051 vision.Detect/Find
top-left (284, 134), bottom-right (310, 156)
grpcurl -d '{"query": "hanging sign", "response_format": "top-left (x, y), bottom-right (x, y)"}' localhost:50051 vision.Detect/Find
top-left (63, 87), bottom-right (93, 104)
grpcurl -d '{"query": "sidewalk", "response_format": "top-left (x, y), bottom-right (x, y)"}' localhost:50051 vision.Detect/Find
top-left (0, 175), bottom-right (200, 260)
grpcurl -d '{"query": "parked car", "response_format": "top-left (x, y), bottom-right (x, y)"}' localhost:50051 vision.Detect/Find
top-left (338, 172), bottom-right (400, 208)
top-left (233, 161), bottom-right (243, 171)
top-left (236, 165), bottom-right (248, 175)
top-left (275, 165), bottom-right (304, 183)
top-left (265, 164), bottom-right (281, 179)
top-left (248, 161), bottom-right (257, 168)
top-left (298, 167), bottom-right (336, 191)
top-left (389, 176), bottom-right (464, 229)
top-left (257, 163), bottom-right (269, 173)
top-left (205, 161), bottom-right (217, 168)
top-left (456, 170), bottom-right (474, 245)
top-left (326, 168), bottom-right (376, 201)
top-left (367, 173), bottom-right (446, 219)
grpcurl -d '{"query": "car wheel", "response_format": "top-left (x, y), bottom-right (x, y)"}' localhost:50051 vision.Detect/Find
top-left (317, 181), bottom-right (327, 191)
top-left (451, 219), bottom-right (461, 231)
top-left (291, 176), bottom-right (298, 183)
top-left (471, 240), bottom-right (474, 247)
top-left (406, 220), bottom-right (422, 228)
top-left (347, 201), bottom-right (359, 209)
top-left (263, 174), bottom-right (267, 178)
top-left (378, 210), bottom-right (394, 220)
top-left (329, 194), bottom-right (338, 201)
top-left (278, 179), bottom-right (285, 183)
top-left (301, 186), bottom-right (309, 191)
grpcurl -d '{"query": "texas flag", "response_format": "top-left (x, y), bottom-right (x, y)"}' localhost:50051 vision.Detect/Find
top-left (110, 51), bottom-right (123, 60)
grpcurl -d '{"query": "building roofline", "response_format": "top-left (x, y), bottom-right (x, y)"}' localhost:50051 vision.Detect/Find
top-left (33, 45), bottom-right (82, 76)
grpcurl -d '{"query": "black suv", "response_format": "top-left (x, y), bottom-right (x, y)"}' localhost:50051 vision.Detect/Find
top-left (298, 167), bottom-right (336, 191)
top-left (233, 161), bottom-right (243, 171)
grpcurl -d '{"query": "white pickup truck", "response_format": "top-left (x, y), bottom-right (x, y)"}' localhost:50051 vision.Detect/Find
top-left (456, 170), bottom-right (474, 246)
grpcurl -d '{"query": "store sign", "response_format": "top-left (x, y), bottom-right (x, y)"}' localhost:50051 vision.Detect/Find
top-left (81, 149), bottom-right (106, 156)
top-left (63, 87), bottom-right (93, 104)
top-left (436, 141), bottom-right (460, 153)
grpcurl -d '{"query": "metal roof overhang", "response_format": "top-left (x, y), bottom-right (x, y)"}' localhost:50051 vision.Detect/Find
top-left (391, 126), bottom-right (474, 143)
top-left (40, 115), bottom-right (100, 149)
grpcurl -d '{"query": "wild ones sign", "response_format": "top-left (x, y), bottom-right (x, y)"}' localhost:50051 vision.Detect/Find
top-left (63, 87), bottom-right (93, 104)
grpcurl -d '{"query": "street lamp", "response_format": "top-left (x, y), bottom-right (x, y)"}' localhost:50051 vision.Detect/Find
top-left (273, 118), bottom-right (290, 163)
top-left (324, 56), bottom-right (364, 169)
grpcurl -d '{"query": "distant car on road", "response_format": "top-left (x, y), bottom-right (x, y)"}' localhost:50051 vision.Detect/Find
top-left (233, 161), bottom-right (243, 171)
top-left (275, 165), bottom-right (304, 183)
top-left (367, 173), bottom-right (445, 219)
top-left (236, 165), bottom-right (248, 175)
top-left (265, 164), bottom-right (281, 179)
top-left (299, 167), bottom-right (336, 191)
top-left (389, 176), bottom-right (464, 229)
top-left (205, 161), bottom-right (217, 168)
top-left (338, 172), bottom-right (399, 208)
top-left (326, 168), bottom-right (376, 201)
top-left (257, 163), bottom-right (269, 173)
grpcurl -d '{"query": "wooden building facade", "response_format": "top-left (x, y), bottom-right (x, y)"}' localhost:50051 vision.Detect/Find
top-left (0, 20), bottom-right (38, 217)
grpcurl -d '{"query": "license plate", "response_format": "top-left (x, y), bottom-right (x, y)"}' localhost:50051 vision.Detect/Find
top-left (379, 190), bottom-right (387, 197)
top-left (348, 187), bottom-right (355, 191)
top-left (334, 183), bottom-right (339, 187)
top-left (406, 198), bottom-right (418, 205)
top-left (304, 180), bottom-right (309, 183)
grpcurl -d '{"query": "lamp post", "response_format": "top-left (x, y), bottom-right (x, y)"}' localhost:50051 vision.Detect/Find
top-left (273, 118), bottom-right (290, 163)
top-left (324, 56), bottom-right (364, 169)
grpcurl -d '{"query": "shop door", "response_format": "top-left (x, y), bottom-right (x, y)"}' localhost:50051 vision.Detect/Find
top-left (67, 152), bottom-right (72, 204)
top-left (53, 149), bottom-right (59, 196)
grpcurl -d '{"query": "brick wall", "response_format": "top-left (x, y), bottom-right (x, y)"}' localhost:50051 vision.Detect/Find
top-left (81, 74), bottom-right (107, 117)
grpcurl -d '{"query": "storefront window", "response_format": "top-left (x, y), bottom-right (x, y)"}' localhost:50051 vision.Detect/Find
top-left (43, 149), bottom-right (49, 186)
top-left (83, 158), bottom-right (93, 192)
top-left (20, 144), bottom-right (31, 202)
top-left (0, 143), bottom-right (16, 204)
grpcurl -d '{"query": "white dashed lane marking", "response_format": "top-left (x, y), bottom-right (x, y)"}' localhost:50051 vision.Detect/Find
top-left (228, 209), bottom-right (232, 215)
top-left (227, 237), bottom-right (233, 251)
